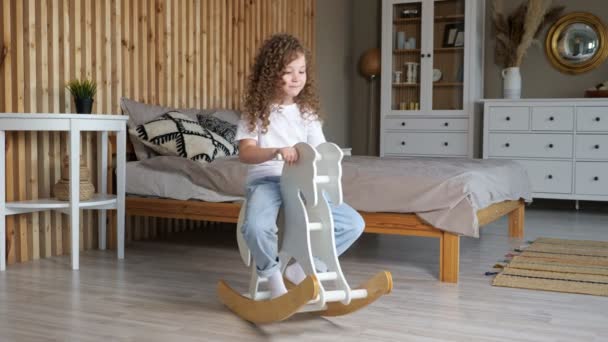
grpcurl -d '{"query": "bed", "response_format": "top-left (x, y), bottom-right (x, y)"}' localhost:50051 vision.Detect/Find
top-left (114, 135), bottom-right (531, 283)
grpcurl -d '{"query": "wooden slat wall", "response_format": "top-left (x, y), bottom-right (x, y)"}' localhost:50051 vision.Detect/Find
top-left (0, 0), bottom-right (315, 266)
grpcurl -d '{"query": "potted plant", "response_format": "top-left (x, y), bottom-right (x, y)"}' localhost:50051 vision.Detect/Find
top-left (66, 79), bottom-right (97, 114)
top-left (492, 0), bottom-right (564, 99)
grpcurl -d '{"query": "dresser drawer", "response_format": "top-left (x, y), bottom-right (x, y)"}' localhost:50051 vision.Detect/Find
top-left (384, 118), bottom-right (468, 131)
top-left (488, 133), bottom-right (572, 158)
top-left (575, 162), bottom-right (608, 195)
top-left (515, 160), bottom-right (572, 194)
top-left (576, 107), bottom-right (608, 131)
top-left (575, 135), bottom-right (608, 160)
top-left (384, 132), bottom-right (468, 156)
top-left (531, 106), bottom-right (574, 131)
top-left (488, 107), bottom-right (529, 131)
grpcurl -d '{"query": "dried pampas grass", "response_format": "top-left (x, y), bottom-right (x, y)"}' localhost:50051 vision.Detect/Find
top-left (492, 0), bottom-right (564, 68)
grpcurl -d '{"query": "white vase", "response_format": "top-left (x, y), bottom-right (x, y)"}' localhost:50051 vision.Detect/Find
top-left (501, 67), bottom-right (521, 99)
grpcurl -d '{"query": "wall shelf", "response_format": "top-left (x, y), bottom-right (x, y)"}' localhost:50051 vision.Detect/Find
top-left (0, 113), bottom-right (128, 271)
top-left (433, 83), bottom-right (463, 87)
top-left (434, 47), bottom-right (464, 52)
top-left (5, 194), bottom-right (118, 214)
top-left (394, 49), bottom-right (422, 54)
top-left (393, 83), bottom-right (420, 88)
top-left (434, 14), bottom-right (464, 22)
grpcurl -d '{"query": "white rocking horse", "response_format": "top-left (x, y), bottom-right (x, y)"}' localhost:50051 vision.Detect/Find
top-left (217, 142), bottom-right (392, 324)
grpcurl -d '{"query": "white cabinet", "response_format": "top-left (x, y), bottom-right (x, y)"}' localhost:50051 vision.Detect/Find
top-left (483, 99), bottom-right (608, 201)
top-left (575, 135), bottom-right (608, 159)
top-left (576, 107), bottom-right (608, 131)
top-left (487, 133), bottom-right (573, 159)
top-left (487, 107), bottom-right (529, 131)
top-left (384, 132), bottom-right (468, 155)
top-left (575, 162), bottom-right (608, 196)
top-left (380, 0), bottom-right (484, 158)
top-left (514, 160), bottom-right (572, 194)
top-left (530, 107), bottom-right (574, 131)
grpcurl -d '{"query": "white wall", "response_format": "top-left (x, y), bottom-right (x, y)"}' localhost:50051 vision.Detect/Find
top-left (315, 0), bottom-right (353, 147)
top-left (484, 0), bottom-right (608, 98)
top-left (317, 1), bottom-right (608, 154)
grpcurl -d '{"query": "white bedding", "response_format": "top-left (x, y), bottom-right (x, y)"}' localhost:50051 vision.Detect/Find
top-left (126, 160), bottom-right (242, 202)
top-left (129, 155), bottom-right (532, 237)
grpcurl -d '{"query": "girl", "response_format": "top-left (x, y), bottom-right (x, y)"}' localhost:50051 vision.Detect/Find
top-left (235, 33), bottom-right (365, 299)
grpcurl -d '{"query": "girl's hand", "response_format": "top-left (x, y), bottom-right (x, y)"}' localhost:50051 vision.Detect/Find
top-left (277, 147), bottom-right (299, 165)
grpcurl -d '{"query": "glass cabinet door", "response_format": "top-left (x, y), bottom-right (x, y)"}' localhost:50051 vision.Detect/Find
top-left (391, 1), bottom-right (424, 112)
top-left (432, 0), bottom-right (466, 111)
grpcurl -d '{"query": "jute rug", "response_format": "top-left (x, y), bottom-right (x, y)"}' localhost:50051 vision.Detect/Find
top-left (492, 237), bottom-right (608, 296)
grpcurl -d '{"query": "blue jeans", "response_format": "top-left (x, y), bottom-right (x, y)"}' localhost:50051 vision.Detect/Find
top-left (242, 176), bottom-right (365, 277)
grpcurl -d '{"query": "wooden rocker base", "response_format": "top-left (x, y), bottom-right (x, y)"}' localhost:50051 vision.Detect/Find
top-left (285, 270), bottom-right (393, 317)
top-left (321, 271), bottom-right (392, 317)
top-left (217, 275), bottom-right (319, 324)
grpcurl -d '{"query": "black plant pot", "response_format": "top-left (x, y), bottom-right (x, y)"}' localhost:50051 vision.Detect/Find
top-left (75, 97), bottom-right (94, 114)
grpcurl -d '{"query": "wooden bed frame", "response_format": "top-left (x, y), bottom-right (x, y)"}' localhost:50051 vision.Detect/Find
top-left (113, 136), bottom-right (525, 283)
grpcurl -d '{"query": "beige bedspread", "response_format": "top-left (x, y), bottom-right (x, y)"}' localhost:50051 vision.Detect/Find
top-left (139, 156), bottom-right (531, 237)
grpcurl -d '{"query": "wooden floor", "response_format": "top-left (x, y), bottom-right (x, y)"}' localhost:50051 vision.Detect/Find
top-left (1, 206), bottom-right (608, 341)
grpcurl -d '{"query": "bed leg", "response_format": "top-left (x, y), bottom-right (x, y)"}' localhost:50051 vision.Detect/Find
top-left (508, 202), bottom-right (525, 239)
top-left (439, 232), bottom-right (459, 283)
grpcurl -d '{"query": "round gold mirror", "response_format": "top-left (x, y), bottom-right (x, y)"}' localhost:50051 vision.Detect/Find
top-left (546, 12), bottom-right (608, 74)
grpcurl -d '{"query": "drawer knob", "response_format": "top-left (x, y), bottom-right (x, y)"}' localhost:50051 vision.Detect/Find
top-left (505, 143), bottom-right (510, 147)
top-left (549, 116), bottom-right (555, 121)
top-left (505, 116), bottom-right (511, 121)
top-left (595, 117), bottom-right (601, 122)
top-left (548, 143), bottom-right (554, 148)
top-left (443, 142), bottom-right (449, 146)
top-left (595, 144), bottom-right (600, 149)
top-left (547, 174), bottom-right (553, 179)
top-left (594, 176), bottom-right (600, 181)
top-left (401, 141), bottom-right (406, 146)
top-left (401, 122), bottom-right (406, 126)
top-left (444, 122), bottom-right (449, 127)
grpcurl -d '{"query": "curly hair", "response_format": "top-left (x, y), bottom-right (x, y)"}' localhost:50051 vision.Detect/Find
top-left (243, 33), bottom-right (321, 134)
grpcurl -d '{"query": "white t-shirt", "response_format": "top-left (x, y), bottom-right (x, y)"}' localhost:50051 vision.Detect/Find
top-left (235, 103), bottom-right (326, 183)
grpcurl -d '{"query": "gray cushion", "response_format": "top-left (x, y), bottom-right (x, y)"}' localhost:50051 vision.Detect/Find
top-left (199, 109), bottom-right (241, 125)
top-left (197, 115), bottom-right (239, 154)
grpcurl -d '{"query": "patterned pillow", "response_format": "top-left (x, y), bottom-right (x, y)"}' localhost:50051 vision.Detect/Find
top-left (120, 97), bottom-right (200, 161)
top-left (130, 112), bottom-right (236, 163)
top-left (197, 114), bottom-right (239, 154)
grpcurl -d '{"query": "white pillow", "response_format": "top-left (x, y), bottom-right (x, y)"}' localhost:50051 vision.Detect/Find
top-left (129, 112), bottom-right (237, 163)
top-left (120, 97), bottom-right (199, 160)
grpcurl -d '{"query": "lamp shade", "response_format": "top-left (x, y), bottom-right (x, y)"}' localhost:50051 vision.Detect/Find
top-left (359, 48), bottom-right (381, 78)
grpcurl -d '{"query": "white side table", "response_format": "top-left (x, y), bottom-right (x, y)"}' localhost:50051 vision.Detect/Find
top-left (0, 113), bottom-right (128, 270)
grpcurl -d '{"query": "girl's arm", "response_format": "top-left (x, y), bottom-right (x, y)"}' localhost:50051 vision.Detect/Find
top-left (238, 139), bottom-right (298, 165)
top-left (238, 139), bottom-right (278, 164)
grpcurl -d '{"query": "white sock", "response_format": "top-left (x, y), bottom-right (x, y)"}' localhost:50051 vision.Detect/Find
top-left (285, 262), bottom-right (307, 285)
top-left (268, 270), bottom-right (287, 299)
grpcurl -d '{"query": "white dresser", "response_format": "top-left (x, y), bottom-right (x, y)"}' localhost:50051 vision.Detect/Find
top-left (482, 99), bottom-right (608, 202)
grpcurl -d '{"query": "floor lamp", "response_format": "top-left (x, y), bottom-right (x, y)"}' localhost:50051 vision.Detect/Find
top-left (359, 48), bottom-right (380, 156)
